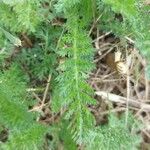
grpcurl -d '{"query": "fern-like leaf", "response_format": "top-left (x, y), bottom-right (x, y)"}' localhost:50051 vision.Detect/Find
top-left (1, 124), bottom-right (48, 150)
top-left (0, 65), bottom-right (48, 149)
top-left (52, 0), bottom-right (96, 143)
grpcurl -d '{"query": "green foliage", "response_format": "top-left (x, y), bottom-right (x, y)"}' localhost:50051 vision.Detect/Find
top-left (0, 65), bottom-right (48, 149)
top-left (52, 27), bottom-right (96, 143)
top-left (55, 0), bottom-right (80, 13)
top-left (0, 0), bottom-right (146, 149)
top-left (3, 124), bottom-right (47, 150)
top-left (103, 0), bottom-right (138, 18)
top-left (52, 0), bottom-right (97, 144)
top-left (16, 26), bottom-right (62, 80)
top-left (47, 121), bottom-right (77, 150)
top-left (86, 114), bottom-right (141, 150)
top-left (0, 64), bottom-right (28, 97)
top-left (0, 1), bottom-right (41, 33)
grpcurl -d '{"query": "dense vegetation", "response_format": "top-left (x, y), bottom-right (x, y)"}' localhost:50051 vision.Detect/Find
top-left (0, 0), bottom-right (149, 149)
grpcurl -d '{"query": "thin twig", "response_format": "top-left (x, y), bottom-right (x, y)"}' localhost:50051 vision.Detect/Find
top-left (125, 47), bottom-right (130, 126)
top-left (26, 88), bottom-right (44, 92)
top-left (88, 14), bottom-right (103, 36)
top-left (42, 74), bottom-right (51, 106)
top-left (90, 78), bottom-right (124, 83)
top-left (125, 36), bottom-right (135, 44)
top-left (22, 33), bottom-right (33, 47)
top-left (94, 46), bottom-right (115, 63)
top-left (95, 26), bottom-right (100, 52)
top-left (101, 107), bottom-right (126, 115)
top-left (144, 60), bottom-right (149, 101)
top-left (92, 31), bottom-right (112, 43)
top-left (32, 92), bottom-right (42, 102)
top-left (28, 105), bottom-right (45, 112)
top-left (95, 91), bottom-right (150, 112)
top-left (56, 28), bottom-right (65, 51)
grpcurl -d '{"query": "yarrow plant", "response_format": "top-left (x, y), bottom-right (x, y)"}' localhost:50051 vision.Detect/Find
top-left (0, 0), bottom-right (149, 149)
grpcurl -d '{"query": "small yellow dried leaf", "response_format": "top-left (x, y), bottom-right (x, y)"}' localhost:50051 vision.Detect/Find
top-left (116, 62), bottom-right (128, 74)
